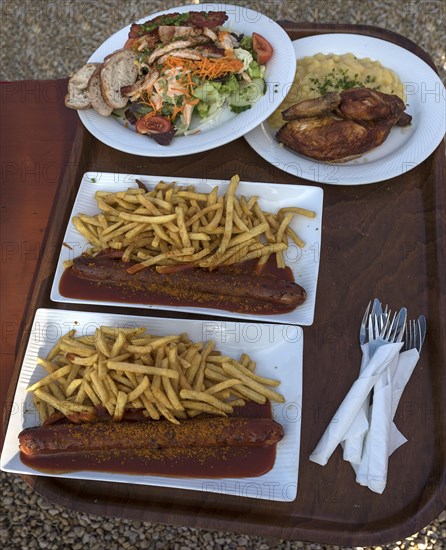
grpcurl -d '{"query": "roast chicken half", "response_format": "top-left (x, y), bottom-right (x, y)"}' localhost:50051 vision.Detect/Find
top-left (276, 88), bottom-right (412, 162)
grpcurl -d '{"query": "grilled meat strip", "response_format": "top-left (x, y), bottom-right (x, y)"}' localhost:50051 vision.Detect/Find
top-left (158, 25), bottom-right (205, 43)
top-left (197, 43), bottom-right (225, 58)
top-left (147, 36), bottom-right (210, 65)
top-left (121, 69), bottom-right (159, 99)
top-left (70, 254), bottom-right (306, 310)
top-left (19, 417), bottom-right (284, 456)
top-left (129, 11), bottom-right (228, 39)
top-left (188, 11), bottom-right (228, 28)
top-left (158, 49), bottom-right (203, 64)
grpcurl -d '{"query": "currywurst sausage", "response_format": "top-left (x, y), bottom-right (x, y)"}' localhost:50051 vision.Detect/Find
top-left (19, 417), bottom-right (284, 456)
top-left (70, 254), bottom-right (306, 310)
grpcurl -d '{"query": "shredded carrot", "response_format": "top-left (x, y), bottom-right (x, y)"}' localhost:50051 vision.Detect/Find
top-left (137, 108), bottom-right (158, 120)
top-left (164, 56), bottom-right (244, 80)
top-left (171, 103), bottom-right (182, 120)
top-left (164, 58), bottom-right (194, 71)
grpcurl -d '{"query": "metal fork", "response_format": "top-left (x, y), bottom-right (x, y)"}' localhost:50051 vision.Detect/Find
top-left (359, 300), bottom-right (372, 346)
top-left (359, 298), bottom-right (381, 346)
top-left (405, 315), bottom-right (427, 353)
top-left (367, 307), bottom-right (407, 357)
top-left (418, 315), bottom-right (427, 352)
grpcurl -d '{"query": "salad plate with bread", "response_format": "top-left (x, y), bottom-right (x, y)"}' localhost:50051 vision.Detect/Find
top-left (65, 3), bottom-right (296, 157)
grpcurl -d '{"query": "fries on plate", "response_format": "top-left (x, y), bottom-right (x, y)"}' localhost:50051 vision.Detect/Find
top-left (27, 327), bottom-right (284, 425)
top-left (69, 175), bottom-right (315, 274)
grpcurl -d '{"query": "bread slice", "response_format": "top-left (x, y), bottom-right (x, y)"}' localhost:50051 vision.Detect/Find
top-left (65, 63), bottom-right (99, 110)
top-left (100, 50), bottom-right (138, 109)
top-left (88, 65), bottom-right (113, 116)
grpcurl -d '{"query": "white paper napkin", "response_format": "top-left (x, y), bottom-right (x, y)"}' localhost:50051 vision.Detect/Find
top-left (354, 347), bottom-right (420, 493)
top-left (391, 348), bottom-right (420, 417)
top-left (355, 365), bottom-right (393, 492)
top-left (309, 342), bottom-right (403, 466)
top-left (341, 343), bottom-right (370, 464)
top-left (350, 348), bottom-right (400, 485)
top-left (343, 345), bottom-right (417, 467)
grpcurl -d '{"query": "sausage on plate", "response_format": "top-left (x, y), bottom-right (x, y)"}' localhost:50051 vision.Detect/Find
top-left (19, 417), bottom-right (284, 456)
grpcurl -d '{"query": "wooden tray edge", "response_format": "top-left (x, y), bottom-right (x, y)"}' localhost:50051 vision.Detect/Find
top-left (2, 122), bottom-right (89, 440)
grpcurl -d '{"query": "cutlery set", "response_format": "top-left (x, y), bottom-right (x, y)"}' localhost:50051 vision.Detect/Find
top-left (310, 299), bottom-right (426, 493)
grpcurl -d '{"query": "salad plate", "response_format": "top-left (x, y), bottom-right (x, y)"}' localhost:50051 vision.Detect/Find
top-left (1, 308), bottom-right (303, 502)
top-left (244, 34), bottom-right (446, 185)
top-left (77, 3), bottom-right (296, 157)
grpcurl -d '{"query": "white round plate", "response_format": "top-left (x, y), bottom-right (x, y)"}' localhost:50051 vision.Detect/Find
top-left (245, 34), bottom-right (446, 185)
top-left (78, 3), bottom-right (296, 157)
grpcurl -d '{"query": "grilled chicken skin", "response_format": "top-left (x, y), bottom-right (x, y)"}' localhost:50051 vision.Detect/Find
top-left (281, 92), bottom-right (342, 120)
top-left (277, 115), bottom-right (393, 163)
top-left (276, 87), bottom-right (411, 162)
top-left (338, 88), bottom-right (409, 123)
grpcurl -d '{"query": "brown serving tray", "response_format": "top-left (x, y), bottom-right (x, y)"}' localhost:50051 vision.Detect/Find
top-left (4, 23), bottom-right (445, 545)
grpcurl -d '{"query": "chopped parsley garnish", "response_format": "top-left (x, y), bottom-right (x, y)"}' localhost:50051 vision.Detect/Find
top-left (136, 48), bottom-right (151, 64)
top-left (309, 68), bottom-right (382, 95)
top-left (364, 74), bottom-right (377, 84)
top-left (140, 12), bottom-right (190, 33)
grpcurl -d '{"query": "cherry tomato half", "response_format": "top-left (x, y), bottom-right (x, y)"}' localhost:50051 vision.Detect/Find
top-left (135, 115), bottom-right (171, 135)
top-left (252, 32), bottom-right (273, 65)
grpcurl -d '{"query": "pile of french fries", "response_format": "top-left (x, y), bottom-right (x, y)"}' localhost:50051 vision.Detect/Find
top-left (29, 327), bottom-right (284, 426)
top-left (68, 175), bottom-right (316, 273)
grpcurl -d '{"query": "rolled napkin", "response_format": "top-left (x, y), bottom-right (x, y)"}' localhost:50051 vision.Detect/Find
top-left (390, 348), bottom-right (420, 418)
top-left (355, 365), bottom-right (393, 493)
top-left (309, 342), bottom-right (403, 466)
top-left (341, 343), bottom-right (370, 464)
top-left (343, 345), bottom-right (416, 467)
top-left (351, 349), bottom-right (399, 487)
top-left (355, 346), bottom-right (420, 493)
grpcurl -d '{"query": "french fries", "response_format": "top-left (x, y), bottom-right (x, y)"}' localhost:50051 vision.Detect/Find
top-left (71, 175), bottom-right (315, 272)
top-left (27, 327), bottom-right (284, 425)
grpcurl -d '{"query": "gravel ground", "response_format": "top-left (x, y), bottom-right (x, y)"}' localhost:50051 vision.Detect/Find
top-left (0, 0), bottom-right (445, 81)
top-left (1, 470), bottom-right (445, 549)
top-left (1, 1), bottom-right (445, 549)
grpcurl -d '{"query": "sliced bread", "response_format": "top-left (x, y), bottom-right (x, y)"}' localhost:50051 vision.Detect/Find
top-left (88, 65), bottom-right (113, 116)
top-left (65, 63), bottom-right (99, 110)
top-left (100, 50), bottom-right (138, 109)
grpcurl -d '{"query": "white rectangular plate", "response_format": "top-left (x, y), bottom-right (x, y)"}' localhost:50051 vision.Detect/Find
top-left (1, 308), bottom-right (303, 502)
top-left (50, 172), bottom-right (323, 325)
